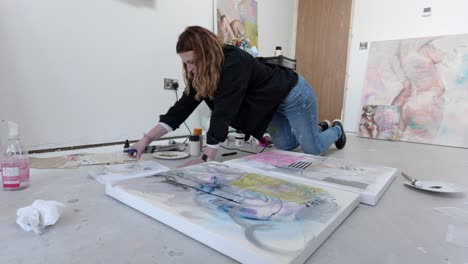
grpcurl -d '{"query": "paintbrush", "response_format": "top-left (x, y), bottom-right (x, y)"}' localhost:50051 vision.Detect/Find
top-left (401, 172), bottom-right (423, 188)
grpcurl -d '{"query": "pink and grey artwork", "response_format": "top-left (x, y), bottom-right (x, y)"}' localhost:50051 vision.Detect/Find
top-left (216, 0), bottom-right (258, 50)
top-left (225, 150), bottom-right (398, 206)
top-left (362, 34), bottom-right (468, 148)
top-left (106, 162), bottom-right (359, 264)
top-left (358, 105), bottom-right (401, 141)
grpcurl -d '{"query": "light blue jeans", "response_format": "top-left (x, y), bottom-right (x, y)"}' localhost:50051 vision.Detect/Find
top-left (267, 75), bottom-right (342, 155)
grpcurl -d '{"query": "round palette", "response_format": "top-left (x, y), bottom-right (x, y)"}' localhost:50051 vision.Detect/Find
top-left (404, 180), bottom-right (465, 194)
top-left (152, 151), bottom-right (189, 160)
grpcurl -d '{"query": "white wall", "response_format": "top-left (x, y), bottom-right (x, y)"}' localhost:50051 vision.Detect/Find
top-left (0, 0), bottom-right (297, 150)
top-left (344, 0), bottom-right (468, 132)
top-left (257, 0), bottom-right (298, 58)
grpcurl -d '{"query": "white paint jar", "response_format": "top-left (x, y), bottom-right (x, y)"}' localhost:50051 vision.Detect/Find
top-left (188, 135), bottom-right (201, 156)
top-left (234, 130), bottom-right (244, 147)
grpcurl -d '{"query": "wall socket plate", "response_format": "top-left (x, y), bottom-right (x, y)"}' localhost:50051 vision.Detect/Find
top-left (164, 78), bottom-right (178, 90)
top-left (422, 6), bottom-right (432, 17)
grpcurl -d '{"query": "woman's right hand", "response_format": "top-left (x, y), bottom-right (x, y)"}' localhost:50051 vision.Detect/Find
top-left (128, 123), bottom-right (169, 160)
top-left (129, 136), bottom-right (152, 160)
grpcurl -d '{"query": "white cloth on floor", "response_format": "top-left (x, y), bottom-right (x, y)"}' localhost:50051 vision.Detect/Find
top-left (16, 200), bottom-right (65, 235)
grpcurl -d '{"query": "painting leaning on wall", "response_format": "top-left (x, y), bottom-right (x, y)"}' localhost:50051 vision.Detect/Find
top-left (360, 33), bottom-right (468, 148)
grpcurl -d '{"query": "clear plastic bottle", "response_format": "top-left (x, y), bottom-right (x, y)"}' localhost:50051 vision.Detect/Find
top-left (2, 121), bottom-right (30, 190)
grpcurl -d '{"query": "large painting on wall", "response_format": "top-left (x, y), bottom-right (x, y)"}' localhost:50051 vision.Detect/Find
top-left (361, 34), bottom-right (468, 148)
top-left (215, 0), bottom-right (258, 53)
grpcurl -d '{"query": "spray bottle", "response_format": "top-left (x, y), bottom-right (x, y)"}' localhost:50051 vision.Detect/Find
top-left (1, 121), bottom-right (30, 190)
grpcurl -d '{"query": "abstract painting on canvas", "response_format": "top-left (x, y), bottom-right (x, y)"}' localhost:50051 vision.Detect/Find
top-left (225, 150), bottom-right (397, 206)
top-left (106, 162), bottom-right (359, 264)
top-left (215, 0), bottom-right (258, 51)
top-left (88, 160), bottom-right (169, 184)
top-left (361, 34), bottom-right (468, 148)
top-left (358, 105), bottom-right (401, 141)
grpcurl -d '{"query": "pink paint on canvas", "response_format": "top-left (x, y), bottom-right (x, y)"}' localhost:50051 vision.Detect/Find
top-left (359, 105), bottom-right (400, 141)
top-left (361, 34), bottom-right (468, 148)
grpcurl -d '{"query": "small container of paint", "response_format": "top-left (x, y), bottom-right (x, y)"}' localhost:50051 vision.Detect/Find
top-left (188, 135), bottom-right (201, 156)
top-left (193, 128), bottom-right (203, 150)
top-left (275, 46), bottom-right (282, 56)
top-left (234, 130), bottom-right (244, 147)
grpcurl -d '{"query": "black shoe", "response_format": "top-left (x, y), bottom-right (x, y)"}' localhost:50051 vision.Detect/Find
top-left (318, 120), bottom-right (331, 131)
top-left (332, 119), bottom-right (346, 149)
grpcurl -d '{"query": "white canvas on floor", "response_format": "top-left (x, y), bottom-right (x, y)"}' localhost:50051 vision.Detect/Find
top-left (225, 150), bottom-right (397, 206)
top-left (88, 160), bottom-right (169, 184)
top-left (106, 162), bottom-right (359, 264)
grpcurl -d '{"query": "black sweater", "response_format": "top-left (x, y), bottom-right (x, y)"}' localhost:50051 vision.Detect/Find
top-left (160, 45), bottom-right (298, 145)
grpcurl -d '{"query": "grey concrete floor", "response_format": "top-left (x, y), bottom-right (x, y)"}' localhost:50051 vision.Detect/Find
top-left (0, 134), bottom-right (467, 264)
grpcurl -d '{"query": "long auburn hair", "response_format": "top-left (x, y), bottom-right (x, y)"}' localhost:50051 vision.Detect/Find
top-left (176, 26), bottom-right (224, 100)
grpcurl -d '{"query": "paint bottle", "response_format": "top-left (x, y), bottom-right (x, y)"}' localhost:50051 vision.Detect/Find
top-left (234, 130), bottom-right (245, 147)
top-left (193, 128), bottom-right (203, 150)
top-left (188, 135), bottom-right (201, 156)
top-left (275, 46), bottom-right (282, 56)
top-left (2, 121), bottom-right (30, 190)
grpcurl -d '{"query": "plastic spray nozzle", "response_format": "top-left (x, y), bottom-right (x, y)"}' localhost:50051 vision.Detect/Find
top-left (7, 121), bottom-right (20, 139)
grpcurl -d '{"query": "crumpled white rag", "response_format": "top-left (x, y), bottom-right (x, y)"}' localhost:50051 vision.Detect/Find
top-left (16, 200), bottom-right (65, 235)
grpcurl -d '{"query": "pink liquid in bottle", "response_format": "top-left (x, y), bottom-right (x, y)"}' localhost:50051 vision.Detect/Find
top-left (2, 121), bottom-right (30, 190)
top-left (2, 155), bottom-right (30, 190)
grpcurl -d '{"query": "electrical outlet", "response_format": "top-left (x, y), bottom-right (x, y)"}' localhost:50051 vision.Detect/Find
top-left (422, 6), bottom-right (432, 17)
top-left (164, 78), bottom-right (178, 90)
